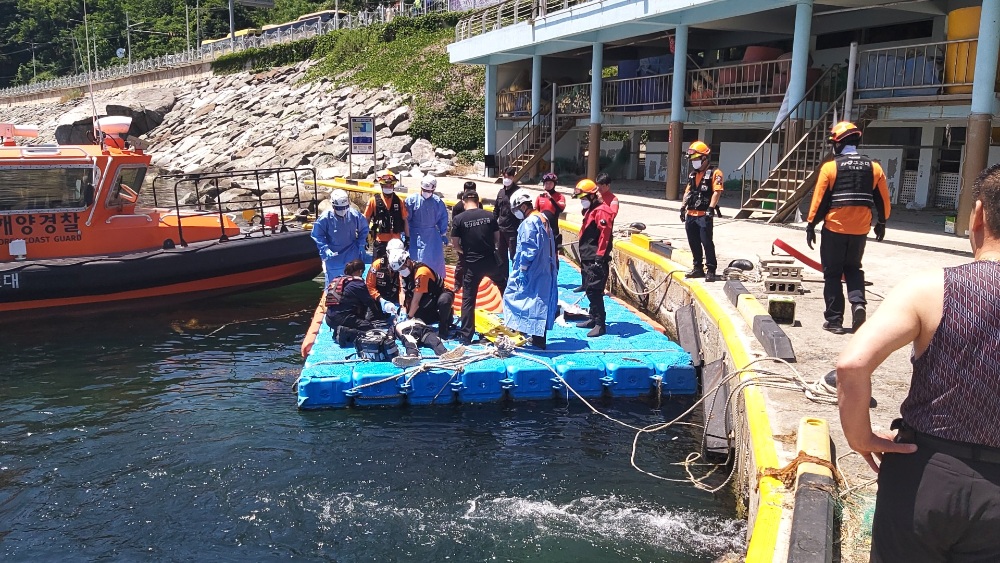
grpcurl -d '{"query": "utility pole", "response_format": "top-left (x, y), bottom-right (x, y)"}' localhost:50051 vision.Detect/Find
top-left (196, 0), bottom-right (201, 48)
top-left (185, 5), bottom-right (191, 52)
top-left (126, 11), bottom-right (131, 66)
top-left (30, 43), bottom-right (36, 80)
top-left (228, 0), bottom-right (236, 53)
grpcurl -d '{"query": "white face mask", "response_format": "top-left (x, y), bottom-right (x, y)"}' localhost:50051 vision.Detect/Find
top-left (398, 267), bottom-right (410, 278)
top-left (382, 187), bottom-right (394, 195)
top-left (502, 178), bottom-right (513, 187)
top-left (421, 189), bottom-right (434, 199)
top-left (513, 209), bottom-right (525, 220)
top-left (334, 208), bottom-right (349, 218)
top-left (691, 160), bottom-right (703, 170)
top-left (580, 199), bottom-right (591, 210)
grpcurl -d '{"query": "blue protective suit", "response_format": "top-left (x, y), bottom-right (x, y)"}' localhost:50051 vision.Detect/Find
top-left (503, 212), bottom-right (558, 337)
top-left (311, 208), bottom-right (370, 287)
top-left (404, 193), bottom-right (449, 278)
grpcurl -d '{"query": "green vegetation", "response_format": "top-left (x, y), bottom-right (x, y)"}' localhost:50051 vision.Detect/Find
top-left (213, 12), bottom-right (486, 153)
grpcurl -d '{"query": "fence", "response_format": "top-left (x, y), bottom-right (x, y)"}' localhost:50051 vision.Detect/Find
top-left (455, 0), bottom-right (592, 41)
top-left (855, 38), bottom-right (979, 99)
top-left (0, 5), bottom-right (464, 100)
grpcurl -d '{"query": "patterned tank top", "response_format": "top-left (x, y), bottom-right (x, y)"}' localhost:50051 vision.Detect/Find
top-left (901, 261), bottom-right (1000, 447)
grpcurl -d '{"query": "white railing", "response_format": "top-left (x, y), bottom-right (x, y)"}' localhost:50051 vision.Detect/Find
top-left (455, 0), bottom-right (591, 41)
top-left (0, 7), bottom-right (451, 100)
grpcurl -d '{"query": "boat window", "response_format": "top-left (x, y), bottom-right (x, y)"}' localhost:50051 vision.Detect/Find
top-left (106, 166), bottom-right (148, 209)
top-left (0, 166), bottom-right (96, 212)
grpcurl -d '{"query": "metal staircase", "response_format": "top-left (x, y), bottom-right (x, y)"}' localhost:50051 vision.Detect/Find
top-left (735, 66), bottom-right (848, 222)
top-left (495, 111), bottom-right (575, 183)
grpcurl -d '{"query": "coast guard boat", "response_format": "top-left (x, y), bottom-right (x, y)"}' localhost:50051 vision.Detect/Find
top-left (0, 117), bottom-right (321, 319)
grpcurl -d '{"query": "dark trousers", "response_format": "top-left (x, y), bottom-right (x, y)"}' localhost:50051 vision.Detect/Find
top-left (684, 214), bottom-right (717, 274)
top-left (583, 260), bottom-right (609, 325)
top-left (396, 321), bottom-right (447, 356)
top-left (414, 290), bottom-right (455, 336)
top-left (457, 259), bottom-right (502, 340)
top-left (496, 229), bottom-right (517, 287)
top-left (326, 310), bottom-right (376, 345)
top-left (453, 253), bottom-right (466, 292)
top-left (872, 445), bottom-right (1000, 562)
top-left (819, 228), bottom-right (867, 325)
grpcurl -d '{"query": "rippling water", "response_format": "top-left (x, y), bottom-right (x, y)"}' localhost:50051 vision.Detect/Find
top-left (0, 281), bottom-right (744, 562)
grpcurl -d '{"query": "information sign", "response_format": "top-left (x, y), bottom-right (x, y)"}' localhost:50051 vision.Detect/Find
top-left (349, 116), bottom-right (375, 156)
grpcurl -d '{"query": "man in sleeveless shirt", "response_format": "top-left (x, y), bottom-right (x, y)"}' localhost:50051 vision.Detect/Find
top-left (837, 164), bottom-right (1000, 562)
top-left (807, 122), bottom-right (891, 335)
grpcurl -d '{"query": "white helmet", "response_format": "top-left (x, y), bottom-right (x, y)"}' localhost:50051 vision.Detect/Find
top-left (510, 188), bottom-right (533, 209)
top-left (331, 189), bottom-right (350, 210)
top-left (386, 238), bottom-right (405, 253)
top-left (420, 175), bottom-right (437, 191)
top-left (388, 248), bottom-right (409, 271)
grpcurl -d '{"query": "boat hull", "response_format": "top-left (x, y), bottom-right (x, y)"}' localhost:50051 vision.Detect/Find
top-left (0, 230), bottom-right (321, 319)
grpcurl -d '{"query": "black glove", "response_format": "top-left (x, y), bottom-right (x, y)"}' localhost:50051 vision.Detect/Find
top-left (874, 222), bottom-right (886, 242)
top-left (806, 224), bottom-right (816, 250)
top-left (680, 208), bottom-right (687, 223)
top-left (714, 206), bottom-right (723, 218)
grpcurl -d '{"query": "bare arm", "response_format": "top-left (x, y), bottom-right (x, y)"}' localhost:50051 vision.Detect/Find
top-left (407, 292), bottom-right (423, 317)
top-left (836, 273), bottom-right (944, 472)
top-left (451, 236), bottom-right (463, 254)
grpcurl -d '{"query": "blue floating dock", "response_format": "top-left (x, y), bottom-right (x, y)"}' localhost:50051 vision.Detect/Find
top-left (297, 258), bottom-right (696, 409)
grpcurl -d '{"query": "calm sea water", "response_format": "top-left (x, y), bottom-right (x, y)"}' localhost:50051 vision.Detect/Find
top-left (0, 281), bottom-right (744, 562)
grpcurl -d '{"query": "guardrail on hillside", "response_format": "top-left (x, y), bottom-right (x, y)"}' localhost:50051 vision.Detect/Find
top-left (0, 5), bottom-right (462, 100)
top-left (455, 0), bottom-right (591, 41)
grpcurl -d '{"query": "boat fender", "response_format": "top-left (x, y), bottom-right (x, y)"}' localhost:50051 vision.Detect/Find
top-left (355, 330), bottom-right (400, 362)
top-left (163, 239), bottom-right (176, 250)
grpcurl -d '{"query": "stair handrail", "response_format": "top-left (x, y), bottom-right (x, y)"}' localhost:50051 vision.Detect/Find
top-left (496, 108), bottom-right (552, 170)
top-left (735, 64), bottom-right (843, 173)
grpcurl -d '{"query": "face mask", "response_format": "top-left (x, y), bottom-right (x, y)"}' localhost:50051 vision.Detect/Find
top-left (691, 160), bottom-right (703, 170)
top-left (421, 190), bottom-right (434, 199)
top-left (382, 187), bottom-right (394, 195)
top-left (502, 178), bottom-right (513, 187)
top-left (334, 208), bottom-right (349, 218)
top-left (398, 267), bottom-right (410, 278)
top-left (513, 209), bottom-right (525, 220)
top-left (580, 199), bottom-right (591, 210)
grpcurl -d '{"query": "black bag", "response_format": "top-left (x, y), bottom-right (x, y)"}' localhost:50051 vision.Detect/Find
top-left (355, 330), bottom-right (399, 362)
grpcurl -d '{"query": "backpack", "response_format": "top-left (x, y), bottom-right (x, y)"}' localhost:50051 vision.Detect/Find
top-left (355, 330), bottom-right (399, 362)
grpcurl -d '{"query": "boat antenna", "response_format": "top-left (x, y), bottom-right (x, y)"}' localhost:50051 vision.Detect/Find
top-left (81, 0), bottom-right (104, 144)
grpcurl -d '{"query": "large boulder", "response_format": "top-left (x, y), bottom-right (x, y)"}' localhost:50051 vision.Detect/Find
top-left (410, 138), bottom-right (435, 163)
top-left (105, 88), bottom-right (177, 137)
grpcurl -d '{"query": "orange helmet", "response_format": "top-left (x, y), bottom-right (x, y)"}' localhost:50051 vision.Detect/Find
top-left (829, 121), bottom-right (861, 143)
top-left (686, 140), bottom-right (710, 159)
top-left (574, 178), bottom-right (599, 198)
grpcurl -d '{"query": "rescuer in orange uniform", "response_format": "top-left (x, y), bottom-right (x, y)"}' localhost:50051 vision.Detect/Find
top-left (807, 122), bottom-right (891, 334)
top-left (680, 141), bottom-right (724, 282)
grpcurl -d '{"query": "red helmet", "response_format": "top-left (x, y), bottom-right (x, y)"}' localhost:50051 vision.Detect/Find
top-left (542, 172), bottom-right (558, 184)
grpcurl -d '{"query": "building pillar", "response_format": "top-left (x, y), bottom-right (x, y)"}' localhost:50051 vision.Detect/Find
top-left (957, 0), bottom-right (1000, 235)
top-left (666, 24), bottom-right (689, 200)
top-left (787, 1), bottom-right (814, 115)
top-left (531, 55), bottom-right (542, 122)
top-left (485, 63), bottom-right (498, 169)
top-left (587, 43), bottom-right (604, 180)
top-left (626, 129), bottom-right (641, 180)
top-left (914, 126), bottom-right (943, 208)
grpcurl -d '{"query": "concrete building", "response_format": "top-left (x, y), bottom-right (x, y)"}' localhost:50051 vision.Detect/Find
top-left (448, 0), bottom-right (1000, 235)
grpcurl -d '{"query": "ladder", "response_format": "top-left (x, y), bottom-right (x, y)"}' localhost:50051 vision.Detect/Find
top-left (495, 111), bottom-right (574, 183)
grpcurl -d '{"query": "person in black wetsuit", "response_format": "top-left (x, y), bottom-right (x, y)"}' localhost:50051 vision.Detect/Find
top-left (325, 259), bottom-right (391, 347)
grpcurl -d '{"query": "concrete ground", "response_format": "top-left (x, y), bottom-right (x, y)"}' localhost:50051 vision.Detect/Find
top-left (433, 175), bottom-right (973, 556)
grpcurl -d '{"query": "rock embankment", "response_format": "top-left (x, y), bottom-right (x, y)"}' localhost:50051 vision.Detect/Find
top-left (1, 60), bottom-right (465, 186)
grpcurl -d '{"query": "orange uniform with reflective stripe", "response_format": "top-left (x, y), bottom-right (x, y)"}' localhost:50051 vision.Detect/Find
top-left (808, 160), bottom-right (891, 235)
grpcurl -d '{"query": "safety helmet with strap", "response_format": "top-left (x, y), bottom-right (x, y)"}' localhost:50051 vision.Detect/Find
top-left (686, 141), bottom-right (710, 159)
top-left (574, 178), bottom-right (599, 198)
top-left (829, 121), bottom-right (862, 144)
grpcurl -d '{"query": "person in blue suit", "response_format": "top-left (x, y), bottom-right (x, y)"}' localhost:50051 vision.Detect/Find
top-left (311, 189), bottom-right (370, 287)
top-left (502, 189), bottom-right (558, 349)
top-left (404, 175), bottom-right (450, 279)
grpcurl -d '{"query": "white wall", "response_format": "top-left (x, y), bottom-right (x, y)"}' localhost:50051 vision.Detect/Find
top-left (644, 141), bottom-right (691, 182)
top-left (718, 142), bottom-right (781, 181)
top-left (600, 140), bottom-right (626, 159)
top-left (864, 148), bottom-right (905, 202)
top-left (988, 146), bottom-right (1000, 167)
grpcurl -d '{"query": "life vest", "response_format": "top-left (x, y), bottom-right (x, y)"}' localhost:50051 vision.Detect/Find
top-left (830, 154), bottom-right (875, 209)
top-left (326, 275), bottom-right (363, 309)
top-left (371, 193), bottom-right (405, 237)
top-left (684, 167), bottom-right (716, 212)
top-left (402, 262), bottom-right (444, 307)
top-left (372, 258), bottom-right (400, 302)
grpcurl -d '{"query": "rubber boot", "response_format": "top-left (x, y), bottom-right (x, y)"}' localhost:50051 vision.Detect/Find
top-left (576, 318), bottom-right (596, 329)
top-left (586, 324), bottom-right (606, 338)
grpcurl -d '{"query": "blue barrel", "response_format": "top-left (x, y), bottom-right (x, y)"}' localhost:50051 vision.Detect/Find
top-left (457, 357), bottom-right (507, 403)
top-left (601, 354), bottom-right (656, 397)
top-left (349, 362), bottom-right (405, 406)
top-left (553, 354), bottom-right (607, 397)
top-left (504, 356), bottom-right (558, 400)
top-left (404, 366), bottom-right (458, 406)
top-left (648, 351), bottom-right (697, 395)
